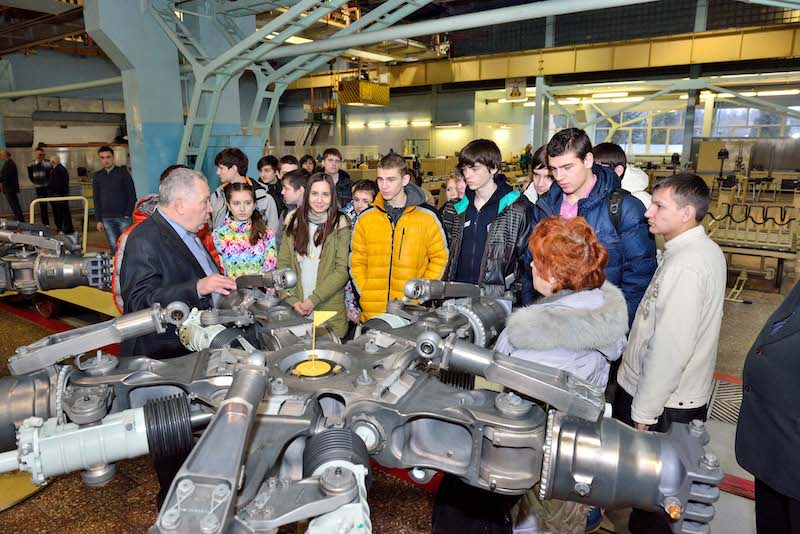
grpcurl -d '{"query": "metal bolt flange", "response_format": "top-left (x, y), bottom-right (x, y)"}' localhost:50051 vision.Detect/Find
top-left (574, 482), bottom-right (591, 497)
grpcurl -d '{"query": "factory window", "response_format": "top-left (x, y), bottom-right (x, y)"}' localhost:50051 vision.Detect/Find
top-left (565, 109), bottom-right (686, 155)
top-left (713, 106), bottom-right (800, 138)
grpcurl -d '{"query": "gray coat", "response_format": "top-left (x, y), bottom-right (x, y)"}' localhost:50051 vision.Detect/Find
top-left (495, 282), bottom-right (629, 387)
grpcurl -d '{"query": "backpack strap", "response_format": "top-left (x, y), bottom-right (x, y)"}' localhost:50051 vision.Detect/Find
top-left (608, 188), bottom-right (630, 237)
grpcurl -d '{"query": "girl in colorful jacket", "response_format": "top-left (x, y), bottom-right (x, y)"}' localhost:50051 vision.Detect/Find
top-left (213, 182), bottom-right (277, 278)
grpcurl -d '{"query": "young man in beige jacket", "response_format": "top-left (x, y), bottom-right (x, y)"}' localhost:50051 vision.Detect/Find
top-left (614, 172), bottom-right (726, 534)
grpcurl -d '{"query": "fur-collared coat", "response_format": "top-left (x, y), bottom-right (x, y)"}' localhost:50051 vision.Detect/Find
top-left (495, 282), bottom-right (629, 387)
top-left (495, 282), bottom-right (629, 534)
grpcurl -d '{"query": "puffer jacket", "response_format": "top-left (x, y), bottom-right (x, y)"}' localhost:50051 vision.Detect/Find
top-left (350, 183), bottom-right (448, 321)
top-left (111, 195), bottom-right (220, 313)
top-left (212, 216), bottom-right (277, 278)
top-left (496, 282), bottom-right (628, 534)
top-left (277, 210), bottom-right (351, 337)
top-left (441, 175), bottom-right (535, 300)
top-left (531, 164), bottom-right (656, 323)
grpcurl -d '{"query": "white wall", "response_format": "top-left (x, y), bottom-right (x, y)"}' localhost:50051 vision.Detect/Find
top-left (33, 124), bottom-right (120, 146)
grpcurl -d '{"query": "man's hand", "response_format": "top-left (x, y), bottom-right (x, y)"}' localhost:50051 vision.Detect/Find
top-left (635, 422), bottom-right (650, 431)
top-left (293, 301), bottom-right (310, 316)
top-left (96, 221), bottom-right (104, 232)
top-left (197, 274), bottom-right (237, 297)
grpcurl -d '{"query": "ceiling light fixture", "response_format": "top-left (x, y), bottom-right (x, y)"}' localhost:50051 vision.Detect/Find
top-left (348, 122), bottom-right (366, 128)
top-left (434, 122), bottom-right (463, 129)
top-left (591, 92), bottom-right (628, 99)
top-left (523, 101), bottom-right (536, 107)
top-left (368, 122), bottom-right (386, 129)
top-left (498, 98), bottom-right (528, 103)
top-left (757, 89), bottom-right (800, 97)
top-left (411, 120), bottom-right (431, 127)
top-left (389, 121), bottom-right (408, 127)
top-left (610, 96), bottom-right (645, 103)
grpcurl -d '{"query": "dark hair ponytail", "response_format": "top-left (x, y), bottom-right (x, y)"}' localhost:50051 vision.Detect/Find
top-left (249, 208), bottom-right (267, 246)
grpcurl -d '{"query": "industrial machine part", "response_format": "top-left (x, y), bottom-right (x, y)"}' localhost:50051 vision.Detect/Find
top-left (0, 279), bottom-right (724, 534)
top-left (0, 218), bottom-right (111, 294)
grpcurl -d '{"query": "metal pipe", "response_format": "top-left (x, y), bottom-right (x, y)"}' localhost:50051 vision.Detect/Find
top-left (0, 77), bottom-right (122, 100)
top-left (256, 0), bottom-right (658, 61)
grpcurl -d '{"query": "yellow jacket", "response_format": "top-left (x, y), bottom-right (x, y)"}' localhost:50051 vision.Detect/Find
top-left (350, 183), bottom-right (448, 321)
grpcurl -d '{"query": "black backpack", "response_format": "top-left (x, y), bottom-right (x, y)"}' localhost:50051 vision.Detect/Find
top-left (608, 188), bottom-right (630, 237)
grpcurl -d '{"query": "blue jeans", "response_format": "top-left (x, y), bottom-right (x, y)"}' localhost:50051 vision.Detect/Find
top-left (102, 216), bottom-right (132, 255)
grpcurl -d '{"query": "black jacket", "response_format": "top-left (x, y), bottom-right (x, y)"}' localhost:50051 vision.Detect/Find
top-left (335, 170), bottom-right (353, 208)
top-left (50, 164), bottom-right (70, 195)
top-left (0, 158), bottom-right (19, 194)
top-left (119, 210), bottom-right (218, 359)
top-left (441, 175), bottom-right (535, 300)
top-left (27, 160), bottom-right (51, 188)
top-left (736, 280), bottom-right (800, 500)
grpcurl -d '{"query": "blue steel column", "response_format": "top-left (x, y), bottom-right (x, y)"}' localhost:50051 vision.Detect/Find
top-left (83, 0), bottom-right (184, 196)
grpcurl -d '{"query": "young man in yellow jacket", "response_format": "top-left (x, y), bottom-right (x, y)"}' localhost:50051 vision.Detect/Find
top-left (349, 153), bottom-right (448, 321)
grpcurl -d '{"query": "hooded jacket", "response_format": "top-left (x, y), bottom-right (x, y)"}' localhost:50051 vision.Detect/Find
top-left (621, 165), bottom-right (652, 209)
top-left (531, 164), bottom-right (656, 323)
top-left (495, 282), bottom-right (628, 387)
top-left (350, 182), bottom-right (448, 321)
top-left (441, 175), bottom-right (535, 300)
top-left (111, 195), bottom-right (220, 313)
top-left (210, 177), bottom-right (279, 234)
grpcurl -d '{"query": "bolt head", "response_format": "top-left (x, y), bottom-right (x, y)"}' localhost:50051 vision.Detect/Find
top-left (574, 482), bottom-right (591, 497)
top-left (199, 513), bottom-right (220, 534)
top-left (701, 452), bottom-right (720, 468)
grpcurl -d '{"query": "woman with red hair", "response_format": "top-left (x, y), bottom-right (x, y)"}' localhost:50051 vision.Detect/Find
top-left (496, 216), bottom-right (628, 534)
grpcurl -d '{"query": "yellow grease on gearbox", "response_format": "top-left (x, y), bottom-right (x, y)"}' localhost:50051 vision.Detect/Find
top-left (294, 359), bottom-right (332, 377)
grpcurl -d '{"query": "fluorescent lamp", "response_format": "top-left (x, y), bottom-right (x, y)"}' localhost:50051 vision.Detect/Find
top-left (411, 120), bottom-right (431, 127)
top-left (348, 122), bottom-right (365, 128)
top-left (434, 123), bottom-right (463, 128)
top-left (367, 122), bottom-right (386, 129)
top-left (679, 94), bottom-right (689, 99)
top-left (500, 124), bottom-right (510, 129)
top-left (523, 101), bottom-right (536, 107)
top-left (389, 121), bottom-right (408, 127)
top-left (592, 92), bottom-right (628, 99)
top-left (740, 92), bottom-right (757, 97)
top-left (557, 98), bottom-right (580, 105)
top-left (757, 89), bottom-right (800, 97)
top-left (498, 98), bottom-right (528, 103)
top-left (611, 96), bottom-right (644, 103)
top-left (581, 98), bottom-right (610, 104)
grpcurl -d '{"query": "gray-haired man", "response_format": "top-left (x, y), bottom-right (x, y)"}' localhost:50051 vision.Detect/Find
top-left (119, 167), bottom-right (236, 360)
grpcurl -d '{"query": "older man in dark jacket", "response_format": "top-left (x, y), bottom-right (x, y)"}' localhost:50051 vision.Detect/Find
top-left (736, 279), bottom-right (800, 534)
top-left (119, 167), bottom-right (236, 360)
top-left (48, 155), bottom-right (74, 233)
top-left (530, 128), bottom-right (656, 324)
top-left (0, 150), bottom-right (23, 221)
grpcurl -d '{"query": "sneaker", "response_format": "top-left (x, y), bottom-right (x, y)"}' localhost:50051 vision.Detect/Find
top-left (585, 506), bottom-right (603, 533)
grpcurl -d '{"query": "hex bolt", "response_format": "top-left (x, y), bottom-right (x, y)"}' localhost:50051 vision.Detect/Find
top-left (177, 479), bottom-right (195, 499)
top-left (664, 497), bottom-right (682, 520)
top-left (125, 423), bottom-right (133, 431)
top-left (213, 483), bottom-right (230, 500)
top-left (574, 482), bottom-right (591, 497)
top-left (199, 513), bottom-right (220, 534)
top-left (689, 419), bottom-right (705, 437)
top-left (700, 452), bottom-right (720, 469)
top-left (160, 509), bottom-right (181, 530)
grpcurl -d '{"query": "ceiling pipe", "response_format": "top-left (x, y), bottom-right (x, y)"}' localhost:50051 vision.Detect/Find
top-left (0, 76), bottom-right (122, 100)
top-left (256, 0), bottom-right (659, 61)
